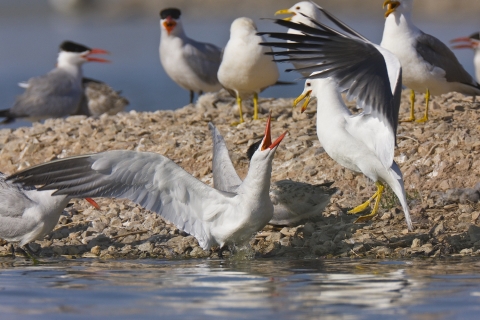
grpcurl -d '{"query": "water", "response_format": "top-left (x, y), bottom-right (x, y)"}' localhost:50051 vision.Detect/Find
top-left (0, 257), bottom-right (480, 319)
top-left (0, 1), bottom-right (479, 130)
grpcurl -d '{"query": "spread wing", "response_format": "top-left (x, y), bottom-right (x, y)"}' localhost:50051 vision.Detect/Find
top-left (208, 123), bottom-right (242, 193)
top-left (415, 32), bottom-right (480, 88)
top-left (260, 5), bottom-right (402, 168)
top-left (8, 150), bottom-right (235, 249)
top-left (184, 40), bottom-right (222, 86)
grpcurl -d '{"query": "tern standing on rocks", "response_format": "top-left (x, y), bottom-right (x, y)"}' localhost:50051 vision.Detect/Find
top-left (217, 17), bottom-right (279, 124)
top-left (381, 0), bottom-right (480, 122)
top-left (0, 172), bottom-right (99, 263)
top-left (0, 41), bottom-right (109, 124)
top-left (262, 4), bottom-right (413, 231)
top-left (75, 78), bottom-right (129, 117)
top-left (159, 8), bottom-right (222, 104)
top-left (8, 115), bottom-right (287, 251)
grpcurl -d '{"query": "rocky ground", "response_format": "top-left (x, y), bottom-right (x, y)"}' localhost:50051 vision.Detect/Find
top-left (1, 89), bottom-right (480, 261)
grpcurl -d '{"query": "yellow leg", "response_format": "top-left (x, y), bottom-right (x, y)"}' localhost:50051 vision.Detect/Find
top-left (416, 89), bottom-right (429, 123)
top-left (253, 92), bottom-right (259, 120)
top-left (348, 182), bottom-right (385, 224)
top-left (400, 90), bottom-right (416, 122)
top-left (231, 95), bottom-right (244, 125)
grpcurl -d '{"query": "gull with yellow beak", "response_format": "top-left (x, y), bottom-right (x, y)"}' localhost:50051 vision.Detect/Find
top-left (8, 114), bottom-right (288, 250)
top-left (381, 0), bottom-right (480, 122)
top-left (217, 17), bottom-right (280, 124)
top-left (274, 1), bottom-right (321, 77)
top-left (261, 3), bottom-right (413, 231)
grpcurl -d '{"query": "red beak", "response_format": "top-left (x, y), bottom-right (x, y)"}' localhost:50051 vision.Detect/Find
top-left (163, 16), bottom-right (177, 35)
top-left (450, 37), bottom-right (475, 49)
top-left (85, 48), bottom-right (110, 63)
top-left (85, 198), bottom-right (100, 210)
top-left (261, 113), bottom-right (288, 150)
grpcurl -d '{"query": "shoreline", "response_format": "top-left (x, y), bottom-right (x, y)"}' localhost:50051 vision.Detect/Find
top-left (1, 89), bottom-right (480, 260)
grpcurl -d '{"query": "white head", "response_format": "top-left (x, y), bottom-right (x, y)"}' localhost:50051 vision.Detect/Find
top-left (275, 1), bottom-right (320, 24)
top-left (57, 41), bottom-right (109, 68)
top-left (383, 0), bottom-right (413, 18)
top-left (230, 17), bottom-right (257, 39)
top-left (159, 8), bottom-right (184, 36)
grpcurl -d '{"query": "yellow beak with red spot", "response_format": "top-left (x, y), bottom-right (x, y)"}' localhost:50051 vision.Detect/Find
top-left (274, 8), bottom-right (296, 21)
top-left (383, 0), bottom-right (400, 18)
top-left (293, 90), bottom-right (312, 113)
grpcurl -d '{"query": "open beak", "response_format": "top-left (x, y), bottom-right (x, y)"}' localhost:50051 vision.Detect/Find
top-left (84, 48), bottom-right (110, 63)
top-left (383, 0), bottom-right (400, 18)
top-left (450, 37), bottom-right (475, 49)
top-left (293, 90), bottom-right (312, 113)
top-left (85, 198), bottom-right (100, 210)
top-left (274, 8), bottom-right (295, 21)
top-left (261, 113), bottom-right (288, 150)
top-left (163, 16), bottom-right (177, 35)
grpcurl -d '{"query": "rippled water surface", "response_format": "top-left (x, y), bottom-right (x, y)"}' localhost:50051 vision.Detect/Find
top-left (1, 257), bottom-right (480, 319)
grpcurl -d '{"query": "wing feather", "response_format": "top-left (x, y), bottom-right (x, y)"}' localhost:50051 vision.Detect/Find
top-left (8, 150), bottom-right (234, 249)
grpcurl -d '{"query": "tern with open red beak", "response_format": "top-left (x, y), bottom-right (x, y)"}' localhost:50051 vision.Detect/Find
top-left (0, 41), bottom-right (109, 124)
top-left (381, 0), bottom-right (480, 122)
top-left (159, 8), bottom-right (222, 104)
top-left (8, 114), bottom-right (287, 251)
top-left (451, 32), bottom-right (480, 83)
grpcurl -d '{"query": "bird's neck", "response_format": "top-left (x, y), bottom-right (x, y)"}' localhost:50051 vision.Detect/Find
top-left (383, 11), bottom-right (420, 39)
top-left (314, 79), bottom-right (351, 121)
top-left (238, 157), bottom-right (272, 197)
top-left (56, 60), bottom-right (83, 79)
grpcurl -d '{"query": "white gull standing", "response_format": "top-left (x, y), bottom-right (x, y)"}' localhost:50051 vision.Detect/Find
top-left (262, 4), bottom-right (413, 230)
top-left (159, 8), bottom-right (222, 104)
top-left (8, 115), bottom-right (287, 250)
top-left (0, 41), bottom-right (109, 124)
top-left (381, 0), bottom-right (480, 122)
top-left (217, 17), bottom-right (280, 124)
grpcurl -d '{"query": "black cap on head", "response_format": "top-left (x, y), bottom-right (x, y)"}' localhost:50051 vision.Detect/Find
top-left (246, 138), bottom-right (263, 161)
top-left (60, 41), bottom-right (91, 53)
top-left (160, 8), bottom-right (181, 20)
top-left (470, 32), bottom-right (480, 41)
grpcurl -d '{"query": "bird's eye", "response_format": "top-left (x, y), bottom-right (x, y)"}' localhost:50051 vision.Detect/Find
top-left (296, 6), bottom-right (300, 10)
top-left (307, 83), bottom-right (311, 87)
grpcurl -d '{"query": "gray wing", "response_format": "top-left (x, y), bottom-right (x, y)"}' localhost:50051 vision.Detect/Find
top-left (269, 180), bottom-right (336, 226)
top-left (415, 32), bottom-right (479, 87)
top-left (75, 78), bottom-right (129, 117)
top-left (184, 40), bottom-right (222, 86)
top-left (11, 68), bottom-right (83, 119)
top-left (208, 123), bottom-right (242, 193)
top-left (261, 9), bottom-right (402, 168)
top-left (0, 173), bottom-right (35, 218)
top-left (8, 150), bottom-right (233, 249)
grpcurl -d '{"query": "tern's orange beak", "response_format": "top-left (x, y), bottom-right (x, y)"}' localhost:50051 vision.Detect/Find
top-left (274, 8), bottom-right (295, 21)
top-left (85, 198), bottom-right (100, 210)
top-left (261, 113), bottom-right (288, 150)
top-left (450, 37), bottom-right (476, 49)
top-left (293, 90), bottom-right (312, 113)
top-left (383, 0), bottom-right (400, 18)
top-left (163, 17), bottom-right (177, 35)
top-left (84, 48), bottom-right (110, 63)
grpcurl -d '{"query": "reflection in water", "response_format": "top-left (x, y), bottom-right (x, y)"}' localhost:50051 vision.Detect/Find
top-left (0, 258), bottom-right (479, 318)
